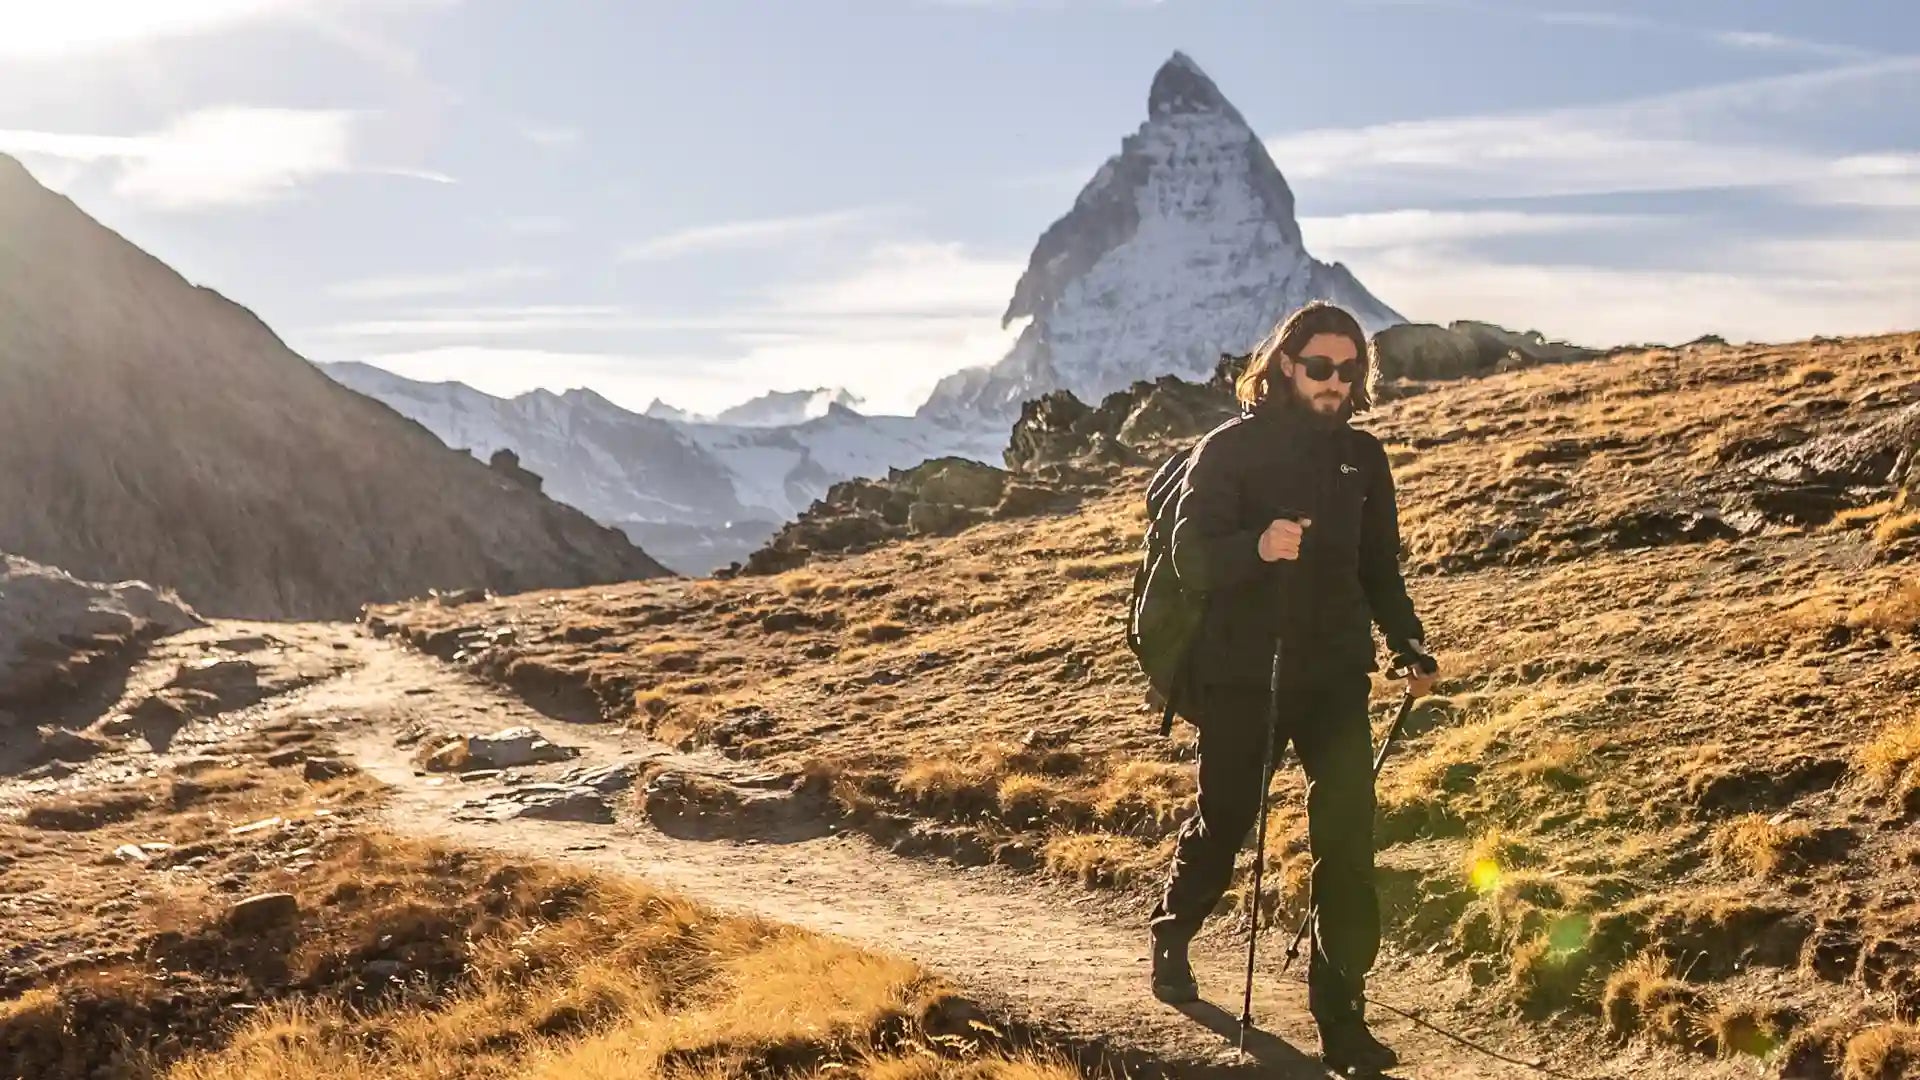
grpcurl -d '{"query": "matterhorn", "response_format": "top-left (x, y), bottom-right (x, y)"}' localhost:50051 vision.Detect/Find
top-left (918, 51), bottom-right (1400, 426)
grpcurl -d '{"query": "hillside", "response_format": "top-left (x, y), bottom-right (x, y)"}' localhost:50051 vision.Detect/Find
top-left (366, 331), bottom-right (1920, 1075)
top-left (0, 156), bottom-right (670, 619)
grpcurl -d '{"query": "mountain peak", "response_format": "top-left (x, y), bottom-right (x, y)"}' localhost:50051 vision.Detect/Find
top-left (1148, 51), bottom-right (1244, 126)
top-left (918, 51), bottom-right (1400, 426)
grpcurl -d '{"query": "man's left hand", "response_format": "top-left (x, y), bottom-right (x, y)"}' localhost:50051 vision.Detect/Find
top-left (1406, 671), bottom-right (1437, 699)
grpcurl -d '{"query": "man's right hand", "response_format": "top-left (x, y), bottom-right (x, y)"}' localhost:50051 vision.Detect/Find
top-left (1258, 518), bottom-right (1309, 562)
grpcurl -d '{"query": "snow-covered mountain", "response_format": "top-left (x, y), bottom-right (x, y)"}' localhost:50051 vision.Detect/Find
top-left (640, 387), bottom-right (863, 427)
top-left (713, 387), bottom-right (864, 427)
top-left (918, 51), bottom-right (1401, 426)
top-left (324, 362), bottom-right (999, 573)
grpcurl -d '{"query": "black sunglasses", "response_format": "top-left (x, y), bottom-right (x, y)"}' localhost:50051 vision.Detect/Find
top-left (1295, 353), bottom-right (1363, 385)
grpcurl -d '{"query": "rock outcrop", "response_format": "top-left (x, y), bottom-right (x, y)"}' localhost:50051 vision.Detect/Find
top-left (0, 554), bottom-right (200, 711)
top-left (0, 155), bottom-right (670, 618)
top-left (730, 457), bottom-right (1092, 576)
top-left (1373, 321), bottom-right (1600, 386)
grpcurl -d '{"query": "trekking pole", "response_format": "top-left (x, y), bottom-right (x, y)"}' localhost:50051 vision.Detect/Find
top-left (1279, 670), bottom-right (1420, 976)
top-left (1238, 636), bottom-right (1284, 1048)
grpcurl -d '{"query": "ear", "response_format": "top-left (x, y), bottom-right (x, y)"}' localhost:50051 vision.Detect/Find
top-left (1275, 353), bottom-right (1295, 378)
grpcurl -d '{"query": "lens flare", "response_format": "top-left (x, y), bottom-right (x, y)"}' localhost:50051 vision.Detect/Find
top-left (1546, 914), bottom-right (1590, 961)
top-left (1469, 858), bottom-right (1502, 893)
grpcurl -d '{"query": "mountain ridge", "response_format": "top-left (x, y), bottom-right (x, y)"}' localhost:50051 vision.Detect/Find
top-left (0, 154), bottom-right (669, 619)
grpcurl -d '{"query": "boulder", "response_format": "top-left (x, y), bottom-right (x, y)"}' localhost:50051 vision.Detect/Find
top-left (460, 726), bottom-right (579, 770)
top-left (1373, 321), bottom-right (1598, 382)
top-left (0, 554), bottom-right (200, 710)
top-left (913, 458), bottom-right (1006, 508)
top-left (226, 891), bottom-right (299, 932)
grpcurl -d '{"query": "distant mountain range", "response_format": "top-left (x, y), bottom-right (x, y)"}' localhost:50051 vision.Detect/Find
top-left (323, 363), bottom-right (1001, 574)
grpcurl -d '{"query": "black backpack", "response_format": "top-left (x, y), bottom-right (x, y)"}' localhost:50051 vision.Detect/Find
top-left (1125, 443), bottom-right (1208, 737)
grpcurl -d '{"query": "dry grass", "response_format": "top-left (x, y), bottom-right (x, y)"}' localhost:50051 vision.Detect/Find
top-left (1874, 512), bottom-right (1920, 547)
top-left (1601, 954), bottom-right (1713, 1053)
top-left (1859, 712), bottom-right (1920, 806)
top-left (1848, 581), bottom-right (1920, 634)
top-left (1041, 833), bottom-right (1159, 890)
top-left (1705, 1002), bottom-right (1790, 1061)
top-left (6, 820), bottom-right (1083, 1080)
top-left (1842, 1023), bottom-right (1920, 1080)
top-left (1713, 814), bottom-right (1822, 877)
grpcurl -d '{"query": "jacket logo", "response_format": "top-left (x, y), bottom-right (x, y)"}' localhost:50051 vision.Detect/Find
top-left (1340, 463), bottom-right (1358, 475)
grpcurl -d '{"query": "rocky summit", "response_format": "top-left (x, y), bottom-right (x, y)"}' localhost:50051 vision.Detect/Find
top-left (918, 51), bottom-right (1401, 427)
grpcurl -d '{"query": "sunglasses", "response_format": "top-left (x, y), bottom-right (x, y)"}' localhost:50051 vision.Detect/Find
top-left (1295, 353), bottom-right (1363, 385)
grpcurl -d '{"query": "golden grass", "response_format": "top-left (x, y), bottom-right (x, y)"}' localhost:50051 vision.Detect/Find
top-left (639, 640), bottom-right (701, 657)
top-left (1859, 712), bottom-right (1920, 803)
top-left (1713, 814), bottom-right (1818, 877)
top-left (853, 619), bottom-right (912, 644)
top-left (1040, 833), bottom-right (1158, 890)
top-left (1842, 1023), bottom-right (1920, 1080)
top-left (1848, 581), bottom-right (1920, 634)
top-left (1601, 953), bottom-right (1712, 1052)
top-left (1874, 512), bottom-right (1920, 547)
top-left (1706, 1002), bottom-right (1788, 1061)
top-left (131, 834), bottom-right (1078, 1080)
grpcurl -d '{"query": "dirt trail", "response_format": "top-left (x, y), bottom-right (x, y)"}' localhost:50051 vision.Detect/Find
top-left (235, 626), bottom-right (1673, 1079)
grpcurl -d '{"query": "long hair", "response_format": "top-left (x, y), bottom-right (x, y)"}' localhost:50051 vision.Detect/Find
top-left (1234, 301), bottom-right (1375, 416)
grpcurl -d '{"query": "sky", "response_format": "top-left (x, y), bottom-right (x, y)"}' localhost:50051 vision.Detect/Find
top-left (2, 0), bottom-right (1916, 417)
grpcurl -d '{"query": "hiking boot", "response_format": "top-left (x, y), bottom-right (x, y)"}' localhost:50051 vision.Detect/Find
top-left (1149, 929), bottom-right (1199, 1004)
top-left (1317, 1016), bottom-right (1399, 1076)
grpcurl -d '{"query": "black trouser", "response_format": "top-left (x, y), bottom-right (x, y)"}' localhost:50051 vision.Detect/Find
top-left (1149, 664), bottom-right (1379, 1025)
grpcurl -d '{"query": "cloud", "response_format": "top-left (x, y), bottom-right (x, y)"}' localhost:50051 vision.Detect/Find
top-left (0, 107), bottom-right (358, 208)
top-left (0, 0), bottom-right (455, 58)
top-left (1345, 234), bottom-right (1920, 347)
top-left (500, 215), bottom-right (574, 236)
top-left (350, 346), bottom-right (752, 415)
top-left (619, 208), bottom-right (893, 262)
top-left (321, 241), bottom-right (1026, 415)
top-left (520, 126), bottom-right (582, 149)
top-left (1266, 56), bottom-right (1920, 204)
top-left (1300, 209), bottom-right (1649, 252)
top-left (1351, 1), bottom-right (1872, 59)
top-left (326, 265), bottom-right (552, 301)
top-left (0, 106), bottom-right (455, 208)
top-left (764, 241), bottom-right (1022, 319)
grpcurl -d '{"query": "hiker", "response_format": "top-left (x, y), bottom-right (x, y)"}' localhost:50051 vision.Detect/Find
top-left (1146, 301), bottom-right (1438, 1074)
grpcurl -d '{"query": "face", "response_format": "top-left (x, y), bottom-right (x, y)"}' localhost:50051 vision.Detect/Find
top-left (1278, 332), bottom-right (1360, 416)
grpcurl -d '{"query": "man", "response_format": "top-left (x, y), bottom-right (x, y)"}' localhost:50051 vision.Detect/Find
top-left (1147, 301), bottom-right (1438, 1075)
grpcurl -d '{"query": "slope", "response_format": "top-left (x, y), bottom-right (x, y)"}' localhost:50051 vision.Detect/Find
top-left (369, 331), bottom-right (1920, 1076)
top-left (0, 156), bottom-right (669, 619)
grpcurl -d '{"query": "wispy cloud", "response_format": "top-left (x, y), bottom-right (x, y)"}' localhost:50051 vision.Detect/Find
top-left (618, 208), bottom-right (893, 262)
top-left (1300, 209), bottom-right (1650, 252)
top-left (1352, 0), bottom-right (1873, 59)
top-left (1266, 56), bottom-right (1920, 204)
top-left (320, 240), bottom-right (1025, 415)
top-left (1349, 235), bottom-right (1920, 347)
top-left (764, 241), bottom-right (1021, 319)
top-left (520, 125), bottom-right (582, 149)
top-left (1, 107), bottom-right (370, 209)
top-left (327, 265), bottom-right (552, 301)
top-left (0, 0), bottom-right (457, 59)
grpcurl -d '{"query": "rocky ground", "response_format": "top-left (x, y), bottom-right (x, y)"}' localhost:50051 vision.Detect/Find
top-left (361, 332), bottom-right (1920, 1079)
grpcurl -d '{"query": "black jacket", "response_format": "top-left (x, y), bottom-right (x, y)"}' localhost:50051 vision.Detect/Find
top-left (1169, 396), bottom-right (1425, 686)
